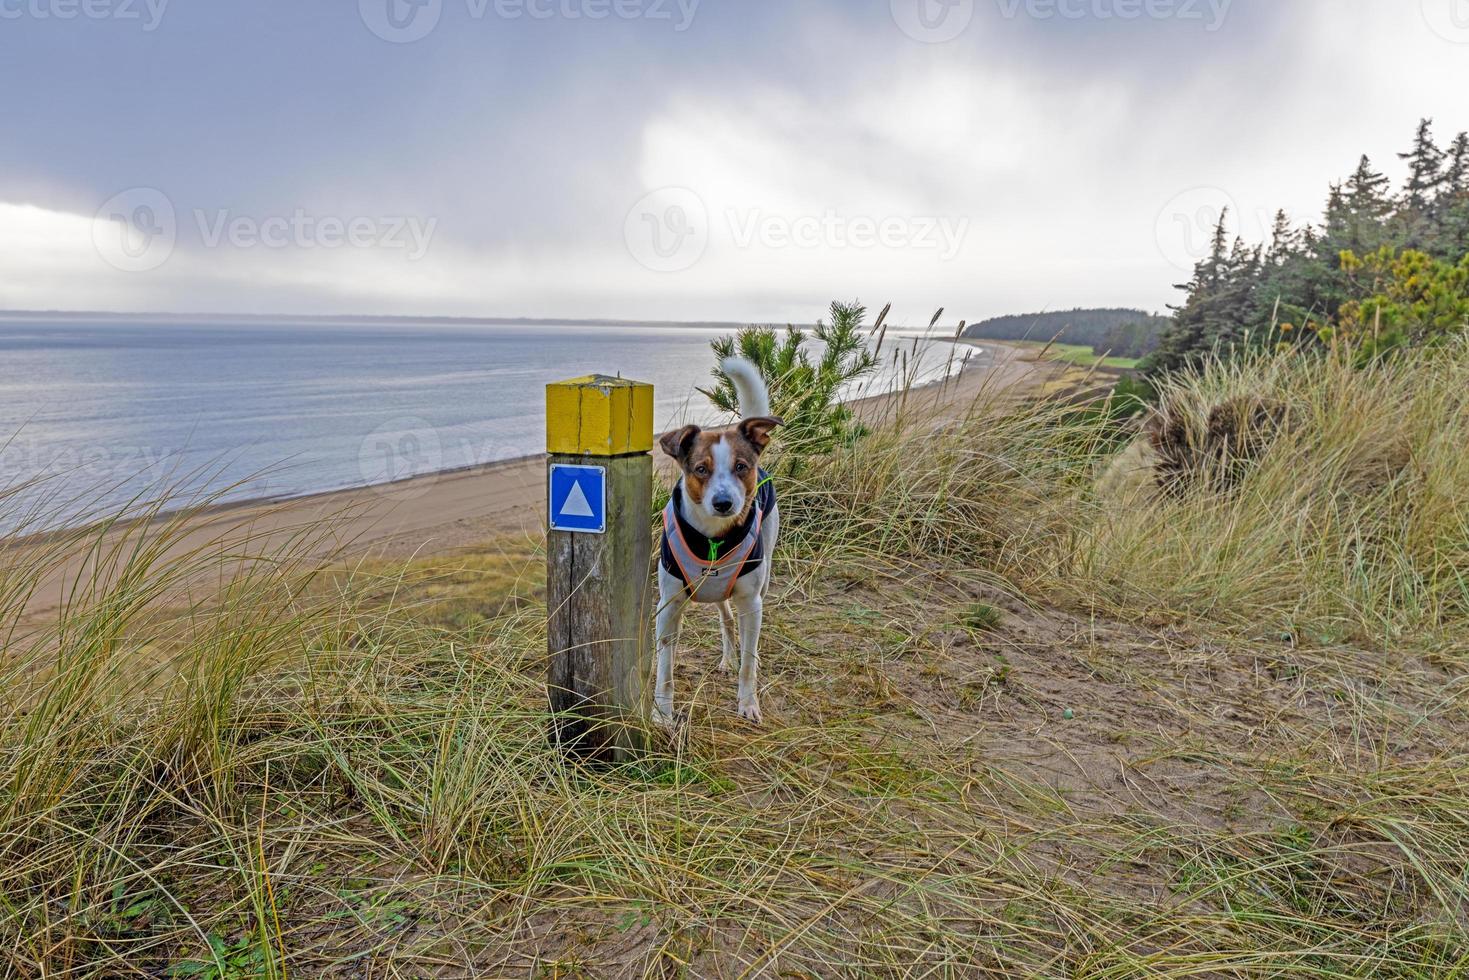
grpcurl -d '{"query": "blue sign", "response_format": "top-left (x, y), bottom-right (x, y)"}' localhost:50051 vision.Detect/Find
top-left (549, 464), bottom-right (607, 534)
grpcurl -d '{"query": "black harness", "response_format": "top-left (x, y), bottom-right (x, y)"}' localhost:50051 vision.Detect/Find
top-left (660, 471), bottom-right (776, 601)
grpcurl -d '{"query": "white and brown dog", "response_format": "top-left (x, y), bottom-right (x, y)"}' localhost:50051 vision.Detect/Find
top-left (655, 357), bottom-right (782, 725)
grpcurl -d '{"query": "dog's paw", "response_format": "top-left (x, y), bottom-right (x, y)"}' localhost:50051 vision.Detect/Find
top-left (651, 707), bottom-right (690, 748)
top-left (737, 699), bottom-right (763, 725)
top-left (717, 655), bottom-right (736, 673)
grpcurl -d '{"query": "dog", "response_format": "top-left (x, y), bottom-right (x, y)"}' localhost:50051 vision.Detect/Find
top-left (655, 357), bottom-right (782, 726)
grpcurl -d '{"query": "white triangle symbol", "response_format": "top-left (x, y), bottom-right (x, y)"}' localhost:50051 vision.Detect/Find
top-left (560, 479), bottom-right (595, 518)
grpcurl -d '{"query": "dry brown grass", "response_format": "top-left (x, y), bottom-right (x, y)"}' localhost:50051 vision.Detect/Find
top-left (1, 342), bottom-right (1467, 977)
top-left (1078, 337), bottom-right (1469, 651)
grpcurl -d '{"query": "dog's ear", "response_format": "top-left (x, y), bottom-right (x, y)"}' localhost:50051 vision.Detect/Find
top-left (659, 424), bottom-right (701, 463)
top-left (738, 417), bottom-right (784, 454)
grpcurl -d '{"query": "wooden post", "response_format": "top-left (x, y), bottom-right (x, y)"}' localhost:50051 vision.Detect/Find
top-left (545, 375), bottom-right (654, 761)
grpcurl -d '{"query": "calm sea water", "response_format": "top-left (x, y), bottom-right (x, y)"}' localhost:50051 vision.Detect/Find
top-left (0, 315), bottom-right (971, 529)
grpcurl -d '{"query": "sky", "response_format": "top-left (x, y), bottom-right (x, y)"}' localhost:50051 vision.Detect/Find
top-left (1, 0), bottom-right (1467, 325)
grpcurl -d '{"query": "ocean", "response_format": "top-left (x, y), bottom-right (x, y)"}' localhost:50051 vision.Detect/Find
top-left (0, 315), bottom-right (973, 529)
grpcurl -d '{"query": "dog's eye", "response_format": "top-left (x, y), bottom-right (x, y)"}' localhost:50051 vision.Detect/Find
top-left (736, 461), bottom-right (749, 474)
top-left (695, 464), bottom-right (710, 477)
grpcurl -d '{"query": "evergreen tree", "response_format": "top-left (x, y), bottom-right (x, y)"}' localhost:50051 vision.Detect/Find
top-left (1346, 155), bottom-right (1393, 213)
top-left (964, 308), bottom-right (1169, 348)
top-left (1253, 210), bottom-right (1330, 340)
top-left (1439, 132), bottom-right (1469, 259)
top-left (1148, 212), bottom-right (1228, 373)
top-left (1397, 119), bottom-right (1447, 250)
top-left (1265, 209), bottom-right (1299, 266)
top-left (1148, 212), bottom-right (1261, 372)
top-left (1444, 133), bottom-right (1469, 197)
top-left (1318, 184), bottom-right (1349, 260)
top-left (1341, 155), bottom-right (1394, 254)
top-left (707, 301), bottom-right (878, 470)
top-left (1398, 118), bottom-right (1446, 212)
top-left (1218, 238), bottom-right (1264, 347)
top-left (1095, 318), bottom-right (1169, 359)
top-left (1145, 121), bottom-right (1469, 376)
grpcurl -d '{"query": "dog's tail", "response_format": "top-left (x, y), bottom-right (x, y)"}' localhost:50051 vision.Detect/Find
top-left (720, 356), bottom-right (771, 419)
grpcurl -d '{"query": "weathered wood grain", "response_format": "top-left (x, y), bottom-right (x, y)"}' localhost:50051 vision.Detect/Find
top-left (546, 452), bottom-right (652, 761)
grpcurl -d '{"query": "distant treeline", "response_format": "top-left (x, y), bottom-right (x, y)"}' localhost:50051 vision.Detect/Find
top-left (964, 308), bottom-right (1172, 359)
top-left (1149, 117), bottom-right (1469, 373)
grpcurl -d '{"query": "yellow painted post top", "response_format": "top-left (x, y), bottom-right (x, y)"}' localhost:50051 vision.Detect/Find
top-left (546, 375), bottom-right (654, 456)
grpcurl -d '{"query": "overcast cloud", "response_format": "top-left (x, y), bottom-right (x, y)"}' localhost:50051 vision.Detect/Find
top-left (1, 0), bottom-right (1466, 323)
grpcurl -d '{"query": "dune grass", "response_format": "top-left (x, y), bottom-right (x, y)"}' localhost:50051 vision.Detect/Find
top-left (1078, 337), bottom-right (1469, 653)
top-left (1, 344), bottom-right (1467, 976)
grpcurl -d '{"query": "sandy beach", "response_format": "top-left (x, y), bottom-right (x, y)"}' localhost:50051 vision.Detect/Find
top-left (9, 341), bottom-right (1039, 622)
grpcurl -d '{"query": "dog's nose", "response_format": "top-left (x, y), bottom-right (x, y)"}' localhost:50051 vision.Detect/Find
top-left (712, 495), bottom-right (734, 515)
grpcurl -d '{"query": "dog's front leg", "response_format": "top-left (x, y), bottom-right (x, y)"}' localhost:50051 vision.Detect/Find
top-left (732, 591), bottom-right (763, 724)
top-left (716, 601), bottom-right (738, 673)
top-left (653, 573), bottom-right (687, 726)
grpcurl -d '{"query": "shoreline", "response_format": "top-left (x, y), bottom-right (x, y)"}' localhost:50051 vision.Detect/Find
top-left (18, 337), bottom-right (1021, 533)
top-left (8, 340), bottom-right (1039, 621)
top-left (253, 335), bottom-right (1012, 510)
